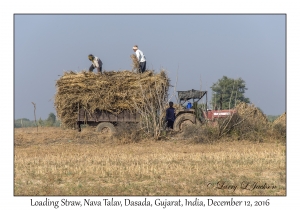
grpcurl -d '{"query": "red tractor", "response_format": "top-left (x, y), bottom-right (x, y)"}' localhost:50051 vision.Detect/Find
top-left (173, 89), bottom-right (236, 131)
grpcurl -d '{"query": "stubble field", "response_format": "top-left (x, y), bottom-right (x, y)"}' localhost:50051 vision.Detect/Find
top-left (14, 127), bottom-right (286, 196)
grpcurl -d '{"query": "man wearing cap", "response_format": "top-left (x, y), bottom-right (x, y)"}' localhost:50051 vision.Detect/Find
top-left (132, 45), bottom-right (146, 73)
top-left (88, 54), bottom-right (103, 73)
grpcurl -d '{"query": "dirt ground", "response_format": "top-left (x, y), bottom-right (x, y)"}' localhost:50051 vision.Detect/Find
top-left (14, 127), bottom-right (286, 196)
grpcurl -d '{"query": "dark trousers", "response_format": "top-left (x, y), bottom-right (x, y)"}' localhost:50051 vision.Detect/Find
top-left (139, 61), bottom-right (146, 73)
top-left (167, 120), bottom-right (174, 129)
top-left (89, 65), bottom-right (102, 73)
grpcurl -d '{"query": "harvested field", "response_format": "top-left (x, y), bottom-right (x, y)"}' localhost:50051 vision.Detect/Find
top-left (14, 127), bottom-right (286, 196)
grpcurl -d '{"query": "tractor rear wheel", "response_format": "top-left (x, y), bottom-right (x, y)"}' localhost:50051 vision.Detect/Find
top-left (173, 113), bottom-right (200, 132)
top-left (95, 122), bottom-right (116, 135)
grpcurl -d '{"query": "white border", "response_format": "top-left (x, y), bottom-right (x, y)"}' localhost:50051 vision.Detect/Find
top-left (3, 0), bottom-right (296, 209)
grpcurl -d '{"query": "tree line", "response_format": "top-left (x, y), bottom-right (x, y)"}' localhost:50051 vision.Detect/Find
top-left (14, 112), bottom-right (60, 128)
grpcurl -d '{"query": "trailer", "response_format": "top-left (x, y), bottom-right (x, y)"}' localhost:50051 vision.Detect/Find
top-left (77, 109), bottom-right (140, 133)
top-left (76, 89), bottom-right (236, 133)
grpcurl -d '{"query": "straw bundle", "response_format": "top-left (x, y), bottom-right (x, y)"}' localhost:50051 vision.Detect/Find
top-left (235, 102), bottom-right (268, 124)
top-left (130, 54), bottom-right (140, 72)
top-left (54, 70), bottom-right (169, 128)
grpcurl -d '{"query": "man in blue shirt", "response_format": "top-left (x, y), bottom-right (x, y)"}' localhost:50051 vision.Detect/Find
top-left (166, 101), bottom-right (176, 130)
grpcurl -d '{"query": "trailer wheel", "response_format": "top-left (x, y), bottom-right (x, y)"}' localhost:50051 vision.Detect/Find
top-left (173, 113), bottom-right (200, 132)
top-left (95, 122), bottom-right (116, 134)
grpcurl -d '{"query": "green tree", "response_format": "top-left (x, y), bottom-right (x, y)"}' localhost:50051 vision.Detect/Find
top-left (211, 76), bottom-right (250, 110)
top-left (46, 113), bottom-right (56, 126)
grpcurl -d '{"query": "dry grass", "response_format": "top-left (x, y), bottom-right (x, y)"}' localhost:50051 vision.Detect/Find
top-left (54, 70), bottom-right (169, 128)
top-left (130, 54), bottom-right (140, 72)
top-left (273, 112), bottom-right (286, 127)
top-left (213, 102), bottom-right (285, 142)
top-left (235, 102), bottom-right (269, 124)
top-left (14, 127), bottom-right (286, 196)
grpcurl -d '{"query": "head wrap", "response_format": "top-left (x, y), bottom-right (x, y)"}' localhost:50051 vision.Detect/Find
top-left (88, 54), bottom-right (94, 61)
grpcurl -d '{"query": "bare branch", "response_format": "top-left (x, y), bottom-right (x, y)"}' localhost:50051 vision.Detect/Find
top-left (31, 102), bottom-right (38, 132)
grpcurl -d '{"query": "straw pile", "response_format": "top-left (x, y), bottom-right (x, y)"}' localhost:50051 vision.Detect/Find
top-left (235, 102), bottom-right (268, 124)
top-left (54, 70), bottom-right (169, 128)
top-left (273, 112), bottom-right (286, 127)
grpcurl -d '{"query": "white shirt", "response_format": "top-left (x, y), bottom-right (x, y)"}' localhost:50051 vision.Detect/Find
top-left (135, 49), bottom-right (146, 62)
top-left (92, 57), bottom-right (103, 68)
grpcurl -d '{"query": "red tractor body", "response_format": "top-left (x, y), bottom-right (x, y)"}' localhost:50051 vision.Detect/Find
top-left (205, 109), bottom-right (236, 121)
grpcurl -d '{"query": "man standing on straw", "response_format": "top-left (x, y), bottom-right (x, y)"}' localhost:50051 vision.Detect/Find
top-left (88, 54), bottom-right (103, 73)
top-left (132, 45), bottom-right (146, 73)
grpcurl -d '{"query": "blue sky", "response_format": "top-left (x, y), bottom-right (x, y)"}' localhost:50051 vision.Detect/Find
top-left (14, 14), bottom-right (286, 120)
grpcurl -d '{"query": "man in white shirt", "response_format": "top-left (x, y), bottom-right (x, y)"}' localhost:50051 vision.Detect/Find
top-left (132, 45), bottom-right (146, 73)
top-left (88, 54), bottom-right (103, 73)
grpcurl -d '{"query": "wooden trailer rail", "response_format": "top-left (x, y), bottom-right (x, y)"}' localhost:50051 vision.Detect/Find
top-left (76, 109), bottom-right (140, 132)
